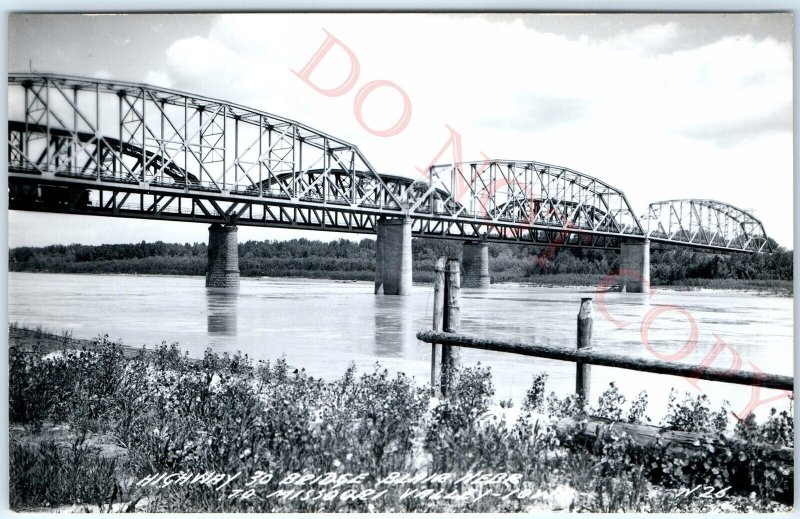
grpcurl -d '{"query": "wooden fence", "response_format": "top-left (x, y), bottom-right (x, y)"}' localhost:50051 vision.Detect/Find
top-left (418, 257), bottom-right (794, 399)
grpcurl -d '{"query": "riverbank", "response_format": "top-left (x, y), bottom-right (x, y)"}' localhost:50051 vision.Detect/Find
top-left (10, 237), bottom-right (793, 294)
top-left (9, 324), bottom-right (145, 359)
top-left (496, 278), bottom-right (793, 296)
top-left (9, 326), bottom-right (793, 513)
top-left (7, 268), bottom-right (793, 295)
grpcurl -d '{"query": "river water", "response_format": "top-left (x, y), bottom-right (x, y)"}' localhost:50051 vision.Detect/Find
top-left (8, 272), bottom-right (793, 421)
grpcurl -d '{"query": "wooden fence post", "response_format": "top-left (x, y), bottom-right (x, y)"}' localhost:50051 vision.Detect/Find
top-left (431, 257), bottom-right (446, 396)
top-left (576, 297), bottom-right (593, 407)
top-left (441, 257), bottom-right (461, 397)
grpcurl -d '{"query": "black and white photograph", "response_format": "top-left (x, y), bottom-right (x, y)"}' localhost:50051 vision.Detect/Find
top-left (4, 10), bottom-right (795, 513)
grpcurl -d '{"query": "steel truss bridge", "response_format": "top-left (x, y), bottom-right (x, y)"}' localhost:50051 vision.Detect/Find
top-left (7, 74), bottom-right (771, 253)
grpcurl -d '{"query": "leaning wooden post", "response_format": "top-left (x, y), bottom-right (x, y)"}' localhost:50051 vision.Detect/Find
top-left (431, 257), bottom-right (446, 396)
top-left (576, 297), bottom-right (593, 407)
top-left (441, 257), bottom-right (461, 397)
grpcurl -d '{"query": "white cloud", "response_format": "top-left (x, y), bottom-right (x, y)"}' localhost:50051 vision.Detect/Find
top-left (608, 22), bottom-right (681, 55)
top-left (106, 14), bottom-right (795, 247)
top-left (143, 70), bottom-right (173, 88)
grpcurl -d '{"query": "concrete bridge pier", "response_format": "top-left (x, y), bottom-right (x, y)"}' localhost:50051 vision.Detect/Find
top-left (462, 241), bottom-right (490, 288)
top-left (374, 217), bottom-right (412, 295)
top-left (619, 239), bottom-right (650, 293)
top-left (206, 223), bottom-right (240, 288)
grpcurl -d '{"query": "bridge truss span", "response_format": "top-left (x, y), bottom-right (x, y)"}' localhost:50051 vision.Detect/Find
top-left (418, 160), bottom-right (646, 247)
top-left (8, 73), bottom-right (407, 213)
top-left (642, 199), bottom-right (771, 253)
top-left (7, 74), bottom-right (773, 253)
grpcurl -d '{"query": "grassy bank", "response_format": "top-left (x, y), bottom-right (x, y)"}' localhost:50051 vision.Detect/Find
top-left (668, 277), bottom-right (793, 295)
top-left (9, 326), bottom-right (793, 513)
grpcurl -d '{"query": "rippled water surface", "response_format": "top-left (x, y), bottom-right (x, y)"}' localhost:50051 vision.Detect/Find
top-left (8, 272), bottom-right (793, 420)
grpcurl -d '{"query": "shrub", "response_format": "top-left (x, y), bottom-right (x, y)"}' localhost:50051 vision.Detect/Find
top-left (10, 440), bottom-right (121, 510)
top-left (522, 372), bottom-right (548, 412)
top-left (545, 392), bottom-right (584, 418)
top-left (425, 364), bottom-right (495, 473)
top-left (627, 391), bottom-right (650, 424)
top-left (661, 390), bottom-right (729, 434)
top-left (594, 382), bottom-right (625, 421)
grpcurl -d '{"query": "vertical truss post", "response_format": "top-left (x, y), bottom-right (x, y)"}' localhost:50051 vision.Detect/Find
top-left (95, 84), bottom-right (101, 180)
top-left (118, 91), bottom-right (123, 176)
top-left (183, 97), bottom-right (188, 191)
top-left (45, 79), bottom-right (51, 169)
top-left (159, 99), bottom-right (165, 185)
top-left (23, 84), bottom-right (28, 156)
top-left (72, 87), bottom-right (78, 175)
top-left (323, 138), bottom-right (329, 204)
top-left (140, 88), bottom-right (146, 180)
top-left (258, 116), bottom-right (263, 197)
top-left (223, 105), bottom-right (228, 191)
top-left (198, 108), bottom-right (203, 186)
top-left (293, 126), bottom-right (298, 198)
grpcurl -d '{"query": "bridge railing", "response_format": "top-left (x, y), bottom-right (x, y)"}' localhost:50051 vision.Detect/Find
top-left (416, 258), bottom-right (793, 399)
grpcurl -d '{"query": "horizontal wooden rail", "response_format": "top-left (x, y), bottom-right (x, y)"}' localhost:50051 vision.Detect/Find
top-left (416, 330), bottom-right (794, 391)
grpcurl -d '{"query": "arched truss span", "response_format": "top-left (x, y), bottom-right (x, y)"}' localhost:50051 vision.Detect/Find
top-left (642, 200), bottom-right (771, 253)
top-left (9, 121), bottom-right (199, 185)
top-left (423, 160), bottom-right (645, 245)
top-left (8, 73), bottom-right (403, 208)
top-left (258, 169), bottom-right (452, 210)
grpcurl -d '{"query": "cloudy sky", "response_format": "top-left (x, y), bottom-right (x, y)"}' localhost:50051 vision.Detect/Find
top-left (7, 13), bottom-right (794, 247)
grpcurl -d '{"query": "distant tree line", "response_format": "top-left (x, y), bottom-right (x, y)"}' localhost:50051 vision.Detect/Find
top-left (8, 237), bottom-right (793, 286)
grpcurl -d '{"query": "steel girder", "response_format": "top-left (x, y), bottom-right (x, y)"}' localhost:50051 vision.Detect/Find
top-left (642, 199), bottom-right (771, 253)
top-left (7, 171), bottom-right (626, 249)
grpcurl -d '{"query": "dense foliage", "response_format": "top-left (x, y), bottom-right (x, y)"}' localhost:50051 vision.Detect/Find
top-left (9, 237), bottom-right (793, 287)
top-left (9, 329), bottom-right (793, 512)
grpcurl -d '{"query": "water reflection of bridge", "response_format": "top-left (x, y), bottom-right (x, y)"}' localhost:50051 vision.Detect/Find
top-left (8, 74), bottom-right (773, 295)
top-left (373, 295), bottom-right (416, 358)
top-left (207, 288), bottom-right (237, 336)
